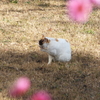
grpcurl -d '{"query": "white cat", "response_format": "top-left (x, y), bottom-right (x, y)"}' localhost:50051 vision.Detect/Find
top-left (39, 36), bottom-right (71, 64)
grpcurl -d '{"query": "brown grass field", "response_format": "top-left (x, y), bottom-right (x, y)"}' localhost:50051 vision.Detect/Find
top-left (0, 0), bottom-right (100, 100)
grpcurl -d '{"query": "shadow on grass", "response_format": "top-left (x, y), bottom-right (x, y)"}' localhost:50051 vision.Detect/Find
top-left (0, 8), bottom-right (46, 13)
top-left (71, 50), bottom-right (99, 67)
top-left (0, 49), bottom-right (100, 100)
top-left (38, 2), bottom-right (65, 8)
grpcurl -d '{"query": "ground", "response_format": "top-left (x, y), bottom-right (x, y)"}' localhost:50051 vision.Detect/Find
top-left (0, 0), bottom-right (100, 100)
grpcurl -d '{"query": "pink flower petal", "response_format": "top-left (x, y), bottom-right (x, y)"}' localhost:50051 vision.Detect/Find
top-left (67, 0), bottom-right (93, 23)
top-left (90, 0), bottom-right (100, 6)
top-left (9, 77), bottom-right (31, 97)
top-left (30, 90), bottom-right (52, 100)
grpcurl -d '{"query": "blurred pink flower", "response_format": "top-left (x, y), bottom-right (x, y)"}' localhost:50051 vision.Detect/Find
top-left (90, 0), bottom-right (100, 6)
top-left (9, 77), bottom-right (31, 97)
top-left (30, 90), bottom-right (52, 100)
top-left (67, 0), bottom-right (93, 23)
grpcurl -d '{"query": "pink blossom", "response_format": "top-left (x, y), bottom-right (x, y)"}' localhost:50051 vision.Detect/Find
top-left (67, 0), bottom-right (93, 23)
top-left (30, 90), bottom-right (52, 100)
top-left (9, 77), bottom-right (31, 97)
top-left (90, 0), bottom-right (100, 6)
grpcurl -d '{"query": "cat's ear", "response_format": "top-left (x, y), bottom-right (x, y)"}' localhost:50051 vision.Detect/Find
top-left (42, 34), bottom-right (45, 39)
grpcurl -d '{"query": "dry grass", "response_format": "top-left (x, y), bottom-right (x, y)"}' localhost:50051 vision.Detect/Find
top-left (0, 0), bottom-right (100, 100)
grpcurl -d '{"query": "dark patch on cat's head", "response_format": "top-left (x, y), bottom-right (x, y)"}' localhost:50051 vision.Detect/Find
top-left (39, 38), bottom-right (50, 46)
top-left (39, 39), bottom-right (44, 45)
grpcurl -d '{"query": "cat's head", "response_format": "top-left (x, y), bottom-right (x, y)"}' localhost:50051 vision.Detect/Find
top-left (39, 35), bottom-right (50, 49)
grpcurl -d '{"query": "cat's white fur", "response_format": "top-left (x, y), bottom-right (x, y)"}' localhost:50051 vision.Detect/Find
top-left (39, 37), bottom-right (71, 64)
